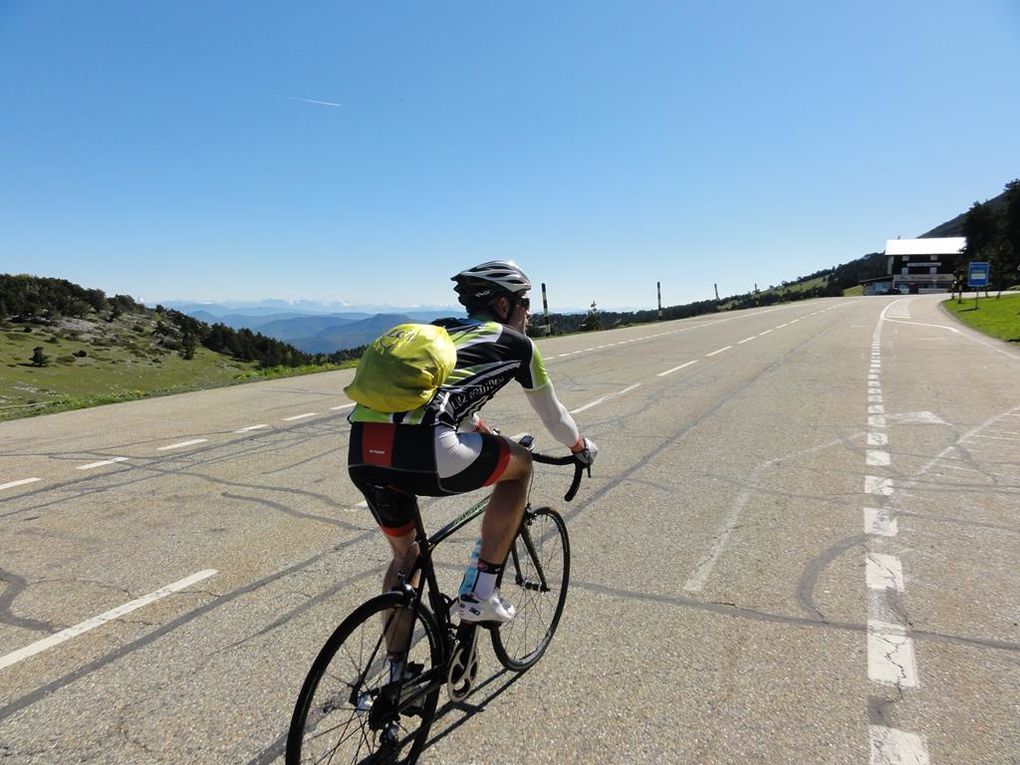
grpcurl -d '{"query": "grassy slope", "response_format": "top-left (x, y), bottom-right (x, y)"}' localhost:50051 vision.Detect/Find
top-left (0, 314), bottom-right (353, 420)
top-left (717, 275), bottom-right (832, 309)
top-left (942, 291), bottom-right (1020, 343)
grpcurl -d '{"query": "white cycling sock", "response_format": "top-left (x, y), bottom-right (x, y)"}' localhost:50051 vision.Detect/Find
top-left (473, 570), bottom-right (497, 599)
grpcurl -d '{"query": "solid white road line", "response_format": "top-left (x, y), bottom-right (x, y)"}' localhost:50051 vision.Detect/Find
top-left (569, 384), bottom-right (642, 414)
top-left (235, 424), bottom-right (269, 433)
top-left (0, 569), bottom-right (218, 671)
top-left (283, 413), bottom-right (317, 421)
top-left (157, 439), bottom-right (208, 451)
top-left (657, 360), bottom-right (698, 377)
top-left (0, 477), bottom-right (41, 491)
top-left (77, 457), bottom-right (129, 470)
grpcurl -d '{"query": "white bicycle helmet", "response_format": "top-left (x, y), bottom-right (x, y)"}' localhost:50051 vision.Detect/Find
top-left (451, 260), bottom-right (532, 301)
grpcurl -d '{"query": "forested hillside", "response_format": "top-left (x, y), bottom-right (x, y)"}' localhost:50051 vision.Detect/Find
top-left (0, 275), bottom-right (364, 368)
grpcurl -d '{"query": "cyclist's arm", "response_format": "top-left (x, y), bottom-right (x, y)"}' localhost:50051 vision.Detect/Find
top-left (524, 384), bottom-right (582, 451)
top-left (514, 333), bottom-right (583, 451)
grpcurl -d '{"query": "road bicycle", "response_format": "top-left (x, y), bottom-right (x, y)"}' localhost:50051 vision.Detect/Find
top-left (286, 434), bottom-right (588, 764)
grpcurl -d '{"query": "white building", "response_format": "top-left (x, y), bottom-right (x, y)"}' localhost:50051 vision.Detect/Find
top-left (883, 237), bottom-right (966, 293)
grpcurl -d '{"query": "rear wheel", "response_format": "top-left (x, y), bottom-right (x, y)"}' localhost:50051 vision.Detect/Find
top-left (491, 506), bottom-right (570, 670)
top-left (286, 593), bottom-right (442, 765)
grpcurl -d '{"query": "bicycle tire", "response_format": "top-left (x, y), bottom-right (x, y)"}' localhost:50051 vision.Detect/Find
top-left (286, 592), bottom-right (442, 765)
top-left (491, 506), bottom-right (570, 671)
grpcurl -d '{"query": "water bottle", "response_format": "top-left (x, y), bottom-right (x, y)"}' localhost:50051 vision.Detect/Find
top-left (458, 538), bottom-right (483, 596)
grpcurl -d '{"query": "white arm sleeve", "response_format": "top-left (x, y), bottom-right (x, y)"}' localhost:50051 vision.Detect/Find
top-left (524, 384), bottom-right (580, 450)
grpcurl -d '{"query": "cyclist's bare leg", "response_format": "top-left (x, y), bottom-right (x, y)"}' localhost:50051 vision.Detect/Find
top-left (382, 530), bottom-right (419, 657)
top-left (479, 439), bottom-right (533, 564)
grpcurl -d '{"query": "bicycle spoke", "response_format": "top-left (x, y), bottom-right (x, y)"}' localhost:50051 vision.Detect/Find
top-left (287, 594), bottom-right (441, 764)
top-left (492, 507), bottom-right (570, 671)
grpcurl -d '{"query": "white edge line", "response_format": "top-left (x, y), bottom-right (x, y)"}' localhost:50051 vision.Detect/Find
top-left (656, 363), bottom-right (697, 381)
top-left (157, 439), bottom-right (209, 451)
top-left (0, 569), bottom-right (218, 671)
top-left (1, 477), bottom-right (41, 491)
top-left (77, 457), bottom-right (129, 470)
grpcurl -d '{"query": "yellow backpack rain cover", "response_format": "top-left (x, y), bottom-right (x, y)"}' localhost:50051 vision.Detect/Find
top-left (344, 323), bottom-right (457, 413)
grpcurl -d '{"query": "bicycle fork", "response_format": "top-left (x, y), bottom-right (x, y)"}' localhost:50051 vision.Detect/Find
top-left (446, 622), bottom-right (481, 701)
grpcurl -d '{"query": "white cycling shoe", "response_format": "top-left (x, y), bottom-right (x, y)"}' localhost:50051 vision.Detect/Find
top-left (457, 591), bottom-right (516, 624)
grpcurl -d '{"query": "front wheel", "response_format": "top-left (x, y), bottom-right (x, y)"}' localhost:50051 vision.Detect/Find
top-left (286, 593), bottom-right (442, 765)
top-left (491, 506), bottom-right (570, 670)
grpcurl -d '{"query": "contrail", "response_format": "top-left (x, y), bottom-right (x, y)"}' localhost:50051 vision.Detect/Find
top-left (284, 96), bottom-right (342, 108)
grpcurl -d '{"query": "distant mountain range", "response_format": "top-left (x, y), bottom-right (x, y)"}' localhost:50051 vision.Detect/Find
top-left (166, 301), bottom-right (460, 353)
top-left (160, 181), bottom-right (1014, 352)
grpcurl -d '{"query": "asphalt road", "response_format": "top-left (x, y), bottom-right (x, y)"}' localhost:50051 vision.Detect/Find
top-left (1, 295), bottom-right (1017, 764)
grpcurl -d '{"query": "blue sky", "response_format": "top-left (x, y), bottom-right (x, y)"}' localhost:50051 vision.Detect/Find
top-left (2, 2), bottom-right (1018, 311)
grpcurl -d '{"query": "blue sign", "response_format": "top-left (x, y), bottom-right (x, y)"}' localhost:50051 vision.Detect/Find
top-left (968, 261), bottom-right (990, 288)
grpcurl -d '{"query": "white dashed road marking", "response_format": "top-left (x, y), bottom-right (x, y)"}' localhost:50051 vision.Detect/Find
top-left (864, 507), bottom-right (898, 537)
top-left (283, 413), bottom-right (318, 421)
top-left (657, 360), bottom-right (698, 377)
top-left (1, 477), bottom-right (41, 491)
top-left (77, 457), bottom-right (129, 470)
top-left (235, 424), bottom-right (269, 433)
top-left (866, 553), bottom-right (905, 591)
top-left (569, 383), bottom-right (642, 414)
top-left (157, 439), bottom-right (208, 451)
top-left (0, 569), bottom-right (218, 671)
top-left (870, 725), bottom-right (930, 764)
top-left (867, 621), bottom-right (918, 687)
top-left (865, 302), bottom-right (928, 763)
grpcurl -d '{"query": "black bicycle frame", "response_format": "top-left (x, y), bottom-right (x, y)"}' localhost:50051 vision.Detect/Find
top-left (377, 493), bottom-right (496, 712)
top-left (377, 448), bottom-right (582, 715)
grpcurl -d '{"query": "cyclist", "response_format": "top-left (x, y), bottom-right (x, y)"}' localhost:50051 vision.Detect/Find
top-left (347, 260), bottom-right (597, 626)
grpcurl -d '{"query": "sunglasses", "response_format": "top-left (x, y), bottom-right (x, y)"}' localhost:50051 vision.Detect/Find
top-left (518, 297), bottom-right (531, 310)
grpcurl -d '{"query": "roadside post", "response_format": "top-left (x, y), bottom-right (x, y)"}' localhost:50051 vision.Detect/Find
top-left (967, 261), bottom-right (989, 309)
top-left (541, 282), bottom-right (551, 335)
